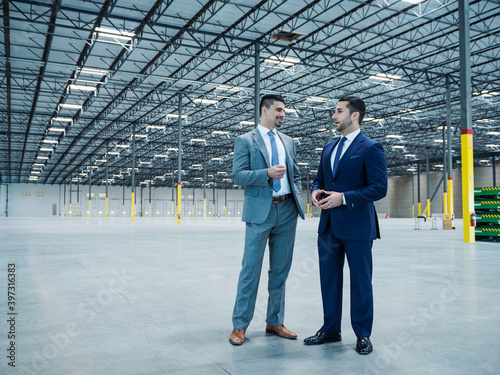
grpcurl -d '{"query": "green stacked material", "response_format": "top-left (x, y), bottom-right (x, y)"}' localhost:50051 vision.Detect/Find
top-left (474, 187), bottom-right (500, 242)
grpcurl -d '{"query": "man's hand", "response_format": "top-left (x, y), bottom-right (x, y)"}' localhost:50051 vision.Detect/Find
top-left (317, 191), bottom-right (343, 210)
top-left (311, 189), bottom-right (324, 208)
top-left (268, 165), bottom-right (286, 180)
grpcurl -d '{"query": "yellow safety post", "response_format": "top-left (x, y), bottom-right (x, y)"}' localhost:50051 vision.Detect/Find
top-left (105, 196), bottom-right (108, 220)
top-left (69, 203), bottom-right (72, 218)
top-left (131, 192), bottom-right (135, 222)
top-left (192, 204), bottom-right (195, 217)
top-left (224, 206), bottom-right (227, 217)
top-left (443, 191), bottom-right (448, 219)
top-left (461, 129), bottom-right (475, 242)
top-left (213, 203), bottom-right (216, 218)
top-left (149, 202), bottom-right (151, 218)
top-left (63, 204), bottom-right (66, 217)
top-left (307, 203), bottom-right (310, 218)
top-left (122, 205), bottom-right (125, 218)
top-left (203, 198), bottom-right (206, 220)
top-left (177, 183), bottom-right (182, 225)
top-left (426, 198), bottom-right (431, 218)
top-left (448, 178), bottom-right (454, 224)
top-left (418, 201), bottom-right (421, 216)
top-left (77, 202), bottom-right (80, 218)
top-left (88, 200), bottom-right (91, 219)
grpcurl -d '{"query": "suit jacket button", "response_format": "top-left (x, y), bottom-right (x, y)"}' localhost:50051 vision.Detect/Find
top-left (332, 183), bottom-right (335, 186)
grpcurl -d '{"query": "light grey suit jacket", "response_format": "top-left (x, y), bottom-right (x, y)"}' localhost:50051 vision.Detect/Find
top-left (233, 128), bottom-right (305, 224)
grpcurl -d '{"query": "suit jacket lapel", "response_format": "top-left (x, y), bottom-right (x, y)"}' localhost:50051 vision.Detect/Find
top-left (326, 138), bottom-right (340, 180)
top-left (252, 128), bottom-right (271, 168)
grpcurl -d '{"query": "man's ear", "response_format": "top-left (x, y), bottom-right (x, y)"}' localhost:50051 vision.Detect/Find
top-left (351, 111), bottom-right (360, 121)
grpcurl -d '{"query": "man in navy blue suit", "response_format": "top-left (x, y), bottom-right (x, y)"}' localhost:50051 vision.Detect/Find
top-left (304, 96), bottom-right (387, 354)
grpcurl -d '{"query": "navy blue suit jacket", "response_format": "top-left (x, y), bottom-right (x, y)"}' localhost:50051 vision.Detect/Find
top-left (312, 132), bottom-right (388, 240)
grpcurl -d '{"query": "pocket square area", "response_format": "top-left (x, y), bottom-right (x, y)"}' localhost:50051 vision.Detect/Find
top-left (350, 155), bottom-right (360, 159)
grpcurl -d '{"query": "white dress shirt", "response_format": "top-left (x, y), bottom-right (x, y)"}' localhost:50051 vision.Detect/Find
top-left (330, 129), bottom-right (360, 205)
top-left (258, 124), bottom-right (291, 197)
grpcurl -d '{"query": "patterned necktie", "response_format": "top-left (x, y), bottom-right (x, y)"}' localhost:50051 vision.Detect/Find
top-left (268, 131), bottom-right (281, 192)
top-left (332, 136), bottom-right (347, 176)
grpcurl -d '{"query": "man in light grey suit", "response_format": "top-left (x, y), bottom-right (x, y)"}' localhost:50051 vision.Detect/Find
top-left (229, 94), bottom-right (305, 346)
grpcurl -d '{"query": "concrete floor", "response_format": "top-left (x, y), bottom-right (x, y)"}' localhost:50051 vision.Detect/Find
top-left (0, 216), bottom-right (499, 375)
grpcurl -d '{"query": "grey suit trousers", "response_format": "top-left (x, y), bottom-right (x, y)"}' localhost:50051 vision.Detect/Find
top-left (232, 198), bottom-right (298, 330)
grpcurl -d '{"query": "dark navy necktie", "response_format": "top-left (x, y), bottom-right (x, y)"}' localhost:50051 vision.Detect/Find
top-left (268, 131), bottom-right (281, 192)
top-left (332, 136), bottom-right (347, 176)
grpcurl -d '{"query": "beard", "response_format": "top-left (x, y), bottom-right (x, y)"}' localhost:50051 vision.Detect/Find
top-left (336, 118), bottom-right (352, 133)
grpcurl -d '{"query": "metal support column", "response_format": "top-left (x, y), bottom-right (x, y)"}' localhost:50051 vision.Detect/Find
top-left (459, 0), bottom-right (475, 242)
top-left (177, 93), bottom-right (183, 225)
top-left (493, 157), bottom-right (497, 187)
top-left (203, 146), bottom-right (207, 220)
top-left (426, 157), bottom-right (431, 218)
top-left (105, 151), bottom-right (109, 220)
top-left (446, 75), bottom-right (454, 224)
top-left (417, 163), bottom-right (421, 216)
top-left (328, 110), bottom-right (334, 144)
top-left (131, 123), bottom-right (137, 222)
top-left (88, 169), bottom-right (92, 219)
top-left (63, 182), bottom-right (66, 217)
top-left (69, 181), bottom-right (72, 218)
top-left (254, 42), bottom-right (260, 127)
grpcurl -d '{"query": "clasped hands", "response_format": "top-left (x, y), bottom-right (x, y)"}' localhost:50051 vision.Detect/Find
top-left (312, 189), bottom-right (343, 210)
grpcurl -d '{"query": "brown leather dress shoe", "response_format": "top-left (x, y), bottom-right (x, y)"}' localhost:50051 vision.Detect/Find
top-left (265, 324), bottom-right (298, 339)
top-left (229, 329), bottom-right (245, 345)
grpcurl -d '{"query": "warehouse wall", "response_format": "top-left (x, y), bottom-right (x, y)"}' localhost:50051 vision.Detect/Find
top-left (1, 165), bottom-right (498, 218)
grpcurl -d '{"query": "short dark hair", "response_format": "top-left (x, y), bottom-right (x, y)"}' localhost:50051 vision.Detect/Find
top-left (260, 94), bottom-right (285, 115)
top-left (338, 96), bottom-right (366, 123)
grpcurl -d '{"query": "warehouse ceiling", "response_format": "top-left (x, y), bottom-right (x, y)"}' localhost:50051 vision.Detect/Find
top-left (1, 0), bottom-right (499, 189)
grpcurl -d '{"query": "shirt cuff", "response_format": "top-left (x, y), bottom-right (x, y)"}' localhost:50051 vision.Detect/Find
top-left (342, 193), bottom-right (346, 205)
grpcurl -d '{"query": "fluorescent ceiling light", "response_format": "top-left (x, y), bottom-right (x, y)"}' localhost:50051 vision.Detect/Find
top-left (139, 161), bottom-right (151, 165)
top-left (107, 151), bottom-right (120, 155)
top-left (392, 145), bottom-right (405, 149)
top-left (69, 84), bottom-right (96, 91)
top-left (95, 27), bottom-right (135, 39)
top-left (386, 134), bottom-right (403, 138)
top-left (146, 125), bottom-right (166, 130)
top-left (36, 156), bottom-right (49, 160)
top-left (211, 157), bottom-right (222, 161)
top-left (79, 67), bottom-right (109, 75)
top-left (194, 98), bottom-right (217, 105)
top-left (264, 55), bottom-right (300, 66)
top-left (306, 96), bottom-right (328, 103)
top-left (369, 73), bottom-right (401, 81)
top-left (154, 154), bottom-right (168, 158)
top-left (407, 168), bottom-right (417, 172)
top-left (52, 117), bottom-right (73, 122)
top-left (115, 144), bottom-right (130, 148)
top-left (315, 148), bottom-right (323, 151)
top-left (434, 164), bottom-right (444, 168)
top-left (318, 128), bottom-right (328, 132)
top-left (240, 121), bottom-right (255, 125)
top-left (216, 85), bottom-right (240, 92)
top-left (434, 139), bottom-right (444, 143)
top-left (298, 162), bottom-right (308, 166)
top-left (405, 154), bottom-right (416, 157)
top-left (212, 130), bottom-right (229, 135)
top-left (166, 114), bottom-right (187, 119)
top-left (48, 127), bottom-right (65, 132)
top-left (190, 138), bottom-right (206, 142)
top-left (95, 159), bottom-right (107, 163)
top-left (39, 147), bottom-right (54, 152)
top-left (487, 131), bottom-right (500, 135)
top-left (285, 108), bottom-right (298, 113)
top-left (33, 163), bottom-right (45, 166)
top-left (402, 0), bottom-right (424, 4)
top-left (58, 104), bottom-right (82, 110)
top-left (168, 147), bottom-right (178, 151)
top-left (30, 171), bottom-right (41, 174)
top-left (486, 144), bottom-right (499, 147)
top-left (480, 160), bottom-right (490, 163)
top-left (42, 139), bottom-right (58, 144)
top-left (131, 134), bottom-right (147, 139)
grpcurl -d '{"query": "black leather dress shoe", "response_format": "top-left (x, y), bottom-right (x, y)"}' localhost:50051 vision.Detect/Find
top-left (356, 336), bottom-right (373, 354)
top-left (303, 330), bottom-right (341, 345)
